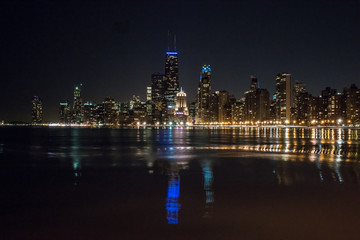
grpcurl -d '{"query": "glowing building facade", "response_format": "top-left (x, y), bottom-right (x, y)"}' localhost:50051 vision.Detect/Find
top-left (196, 65), bottom-right (212, 123)
top-left (31, 96), bottom-right (42, 124)
top-left (174, 89), bottom-right (189, 123)
top-left (164, 51), bottom-right (179, 117)
top-left (275, 73), bottom-right (291, 123)
top-left (103, 97), bottom-right (116, 125)
top-left (59, 100), bottom-right (71, 124)
top-left (72, 84), bottom-right (83, 124)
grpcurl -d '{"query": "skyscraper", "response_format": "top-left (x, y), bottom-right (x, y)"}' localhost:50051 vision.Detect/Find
top-left (255, 88), bottom-right (270, 122)
top-left (293, 81), bottom-right (310, 124)
top-left (31, 96), bottom-right (42, 124)
top-left (174, 89), bottom-right (189, 123)
top-left (164, 51), bottom-right (179, 116)
top-left (83, 101), bottom-right (95, 125)
top-left (244, 76), bottom-right (270, 123)
top-left (146, 86), bottom-right (152, 102)
top-left (275, 73), bottom-right (291, 123)
top-left (218, 90), bottom-right (233, 123)
top-left (196, 65), bottom-right (212, 123)
top-left (344, 84), bottom-right (360, 125)
top-left (150, 73), bottom-right (165, 123)
top-left (250, 75), bottom-right (259, 91)
top-left (319, 87), bottom-right (337, 123)
top-left (103, 97), bottom-right (116, 126)
top-left (59, 100), bottom-right (71, 124)
top-left (151, 73), bottom-right (165, 109)
top-left (244, 76), bottom-right (258, 122)
top-left (72, 84), bottom-right (83, 124)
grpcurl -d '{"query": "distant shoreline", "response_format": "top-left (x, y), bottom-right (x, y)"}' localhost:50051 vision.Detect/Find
top-left (1, 123), bottom-right (360, 129)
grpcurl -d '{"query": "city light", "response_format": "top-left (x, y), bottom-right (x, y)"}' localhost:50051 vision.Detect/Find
top-left (20, 42), bottom-right (360, 128)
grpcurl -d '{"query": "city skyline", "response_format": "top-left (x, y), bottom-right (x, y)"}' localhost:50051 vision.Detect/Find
top-left (4, 51), bottom-right (360, 125)
top-left (1, 0), bottom-right (360, 122)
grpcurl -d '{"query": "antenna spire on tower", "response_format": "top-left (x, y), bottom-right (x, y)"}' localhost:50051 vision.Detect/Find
top-left (174, 34), bottom-right (177, 51)
top-left (167, 30), bottom-right (170, 51)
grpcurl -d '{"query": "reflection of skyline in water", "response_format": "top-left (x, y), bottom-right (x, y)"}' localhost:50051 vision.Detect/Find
top-left (2, 126), bottom-right (360, 232)
top-left (202, 161), bottom-right (214, 217)
top-left (71, 128), bottom-right (82, 186)
top-left (131, 127), bottom-right (360, 188)
top-left (134, 127), bottom-right (360, 162)
top-left (166, 165), bottom-right (181, 224)
top-left (36, 127), bottom-right (360, 189)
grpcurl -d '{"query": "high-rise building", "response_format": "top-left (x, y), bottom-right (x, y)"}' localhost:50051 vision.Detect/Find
top-left (250, 75), bottom-right (259, 91)
top-left (93, 104), bottom-right (104, 125)
top-left (293, 81), bottom-right (309, 124)
top-left (164, 51), bottom-right (179, 115)
top-left (244, 76), bottom-right (270, 123)
top-left (255, 88), bottom-right (270, 122)
top-left (269, 93), bottom-right (277, 122)
top-left (103, 97), bottom-right (116, 126)
top-left (244, 76), bottom-right (258, 122)
top-left (232, 98), bottom-right (245, 123)
top-left (150, 73), bottom-right (165, 122)
top-left (72, 84), bottom-right (83, 124)
top-left (59, 100), bottom-right (71, 124)
top-left (218, 90), bottom-right (234, 123)
top-left (83, 101), bottom-right (95, 125)
top-left (275, 73), bottom-right (291, 123)
top-left (146, 86), bottom-right (152, 102)
top-left (309, 96), bottom-right (320, 124)
top-left (174, 89), bottom-right (189, 115)
top-left (196, 65), bottom-right (212, 123)
top-left (32, 96), bottom-right (42, 124)
top-left (344, 84), bottom-right (360, 125)
top-left (319, 87), bottom-right (337, 124)
top-left (174, 89), bottom-right (189, 123)
top-left (130, 95), bottom-right (141, 110)
top-left (151, 73), bottom-right (165, 104)
top-left (188, 102), bottom-right (197, 123)
top-left (209, 92), bottom-right (219, 123)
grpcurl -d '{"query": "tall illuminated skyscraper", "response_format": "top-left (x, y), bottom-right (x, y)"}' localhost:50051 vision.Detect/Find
top-left (151, 73), bottom-right (165, 107)
top-left (103, 97), bottom-right (116, 125)
top-left (59, 100), bottom-right (71, 124)
top-left (196, 65), bottom-right (212, 123)
top-left (244, 76), bottom-right (270, 122)
top-left (164, 51), bottom-right (179, 115)
top-left (72, 84), bottom-right (83, 124)
top-left (174, 89), bottom-right (189, 123)
top-left (275, 73), bottom-right (291, 123)
top-left (31, 96), bottom-right (42, 124)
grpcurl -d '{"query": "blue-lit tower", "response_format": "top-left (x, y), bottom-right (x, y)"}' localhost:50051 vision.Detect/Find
top-left (196, 65), bottom-right (212, 123)
top-left (164, 36), bottom-right (179, 118)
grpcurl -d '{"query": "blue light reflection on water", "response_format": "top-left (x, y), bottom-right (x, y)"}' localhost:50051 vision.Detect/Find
top-left (202, 161), bottom-right (214, 218)
top-left (166, 173), bottom-right (181, 224)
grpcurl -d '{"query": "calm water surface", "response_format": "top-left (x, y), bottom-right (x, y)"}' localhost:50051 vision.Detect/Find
top-left (1, 127), bottom-right (360, 239)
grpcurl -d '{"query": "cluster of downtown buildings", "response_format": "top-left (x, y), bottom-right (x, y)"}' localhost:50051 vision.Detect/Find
top-left (30, 47), bottom-right (360, 127)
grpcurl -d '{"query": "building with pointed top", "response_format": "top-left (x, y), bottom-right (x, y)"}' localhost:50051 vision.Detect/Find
top-left (196, 65), bottom-right (212, 123)
top-left (174, 88), bottom-right (189, 123)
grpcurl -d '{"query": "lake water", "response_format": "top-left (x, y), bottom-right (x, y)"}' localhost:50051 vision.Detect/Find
top-left (1, 127), bottom-right (360, 239)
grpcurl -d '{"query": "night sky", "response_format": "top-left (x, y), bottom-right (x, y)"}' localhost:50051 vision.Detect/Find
top-left (1, 0), bottom-right (359, 122)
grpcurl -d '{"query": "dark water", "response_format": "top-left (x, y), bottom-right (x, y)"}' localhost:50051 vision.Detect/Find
top-left (1, 127), bottom-right (360, 239)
